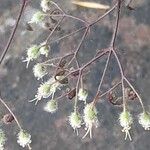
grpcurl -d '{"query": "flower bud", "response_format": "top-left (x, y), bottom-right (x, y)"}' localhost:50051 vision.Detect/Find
top-left (69, 112), bottom-right (82, 130)
top-left (41, 0), bottom-right (51, 12)
top-left (78, 88), bottom-right (88, 103)
top-left (0, 129), bottom-right (7, 150)
top-left (44, 99), bottom-right (58, 113)
top-left (138, 111), bottom-right (150, 130)
top-left (17, 130), bottom-right (31, 148)
top-left (33, 63), bottom-right (47, 79)
top-left (29, 11), bottom-right (45, 24)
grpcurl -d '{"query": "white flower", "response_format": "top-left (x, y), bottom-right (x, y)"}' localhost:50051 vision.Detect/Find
top-left (78, 88), bottom-right (88, 103)
top-left (29, 11), bottom-right (45, 24)
top-left (138, 111), bottom-right (150, 130)
top-left (83, 103), bottom-right (99, 139)
top-left (24, 45), bottom-right (40, 67)
top-left (44, 99), bottom-right (58, 113)
top-left (33, 63), bottom-right (47, 79)
top-left (39, 42), bottom-right (49, 57)
top-left (119, 110), bottom-right (133, 141)
top-left (37, 77), bottom-right (62, 100)
top-left (69, 112), bottom-right (82, 135)
top-left (41, 0), bottom-right (51, 12)
top-left (17, 130), bottom-right (31, 148)
top-left (0, 129), bottom-right (7, 150)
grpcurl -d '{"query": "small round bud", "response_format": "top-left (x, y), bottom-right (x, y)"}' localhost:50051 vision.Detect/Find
top-left (17, 130), bottom-right (31, 148)
top-left (29, 11), bottom-right (45, 24)
top-left (0, 129), bottom-right (7, 150)
top-left (2, 113), bottom-right (14, 124)
top-left (33, 63), bottom-right (47, 80)
top-left (44, 99), bottom-right (58, 113)
top-left (69, 112), bottom-right (82, 130)
top-left (41, 0), bottom-right (51, 12)
top-left (138, 111), bottom-right (150, 130)
top-left (78, 88), bottom-right (88, 103)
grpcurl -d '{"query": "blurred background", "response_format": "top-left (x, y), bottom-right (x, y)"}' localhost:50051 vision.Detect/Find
top-left (0, 0), bottom-right (150, 149)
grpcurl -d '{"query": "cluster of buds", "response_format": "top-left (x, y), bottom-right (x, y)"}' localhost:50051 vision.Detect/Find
top-left (17, 130), bottom-right (31, 148)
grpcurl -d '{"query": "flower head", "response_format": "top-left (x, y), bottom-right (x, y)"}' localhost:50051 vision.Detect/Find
top-left (17, 130), bottom-right (31, 148)
top-left (119, 110), bottom-right (133, 141)
top-left (69, 112), bottom-right (82, 135)
top-left (41, 0), bottom-right (51, 12)
top-left (138, 111), bottom-right (150, 130)
top-left (83, 103), bottom-right (99, 139)
top-left (0, 129), bottom-right (7, 150)
top-left (24, 45), bottom-right (40, 67)
top-left (29, 11), bottom-right (45, 24)
top-left (36, 77), bottom-right (62, 100)
top-left (33, 63), bottom-right (47, 79)
top-left (39, 42), bottom-right (49, 57)
top-left (78, 88), bottom-right (88, 103)
top-left (44, 99), bottom-right (58, 113)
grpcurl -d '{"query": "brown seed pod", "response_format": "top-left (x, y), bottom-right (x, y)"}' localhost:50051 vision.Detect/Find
top-left (25, 23), bottom-right (33, 31)
top-left (2, 113), bottom-right (14, 124)
top-left (68, 88), bottom-right (76, 100)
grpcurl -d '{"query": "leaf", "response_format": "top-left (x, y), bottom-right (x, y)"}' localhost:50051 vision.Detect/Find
top-left (72, 1), bottom-right (110, 10)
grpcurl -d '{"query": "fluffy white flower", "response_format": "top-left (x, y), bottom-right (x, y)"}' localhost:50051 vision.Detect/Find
top-left (0, 129), bottom-right (7, 150)
top-left (33, 63), bottom-right (47, 79)
top-left (78, 88), bottom-right (88, 103)
top-left (138, 111), bottom-right (150, 130)
top-left (69, 112), bottom-right (82, 135)
top-left (83, 103), bottom-right (99, 139)
top-left (29, 11), bottom-right (45, 24)
top-left (44, 99), bottom-right (58, 113)
top-left (39, 42), bottom-right (49, 57)
top-left (41, 0), bottom-right (51, 12)
top-left (24, 45), bottom-right (40, 67)
top-left (17, 130), bottom-right (31, 148)
top-left (119, 110), bottom-right (133, 141)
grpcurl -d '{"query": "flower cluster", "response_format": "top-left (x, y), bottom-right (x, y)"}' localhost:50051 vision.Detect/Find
top-left (17, 130), bottom-right (31, 148)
